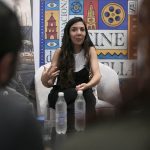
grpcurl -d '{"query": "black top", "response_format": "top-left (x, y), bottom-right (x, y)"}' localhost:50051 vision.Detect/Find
top-left (55, 65), bottom-right (90, 90)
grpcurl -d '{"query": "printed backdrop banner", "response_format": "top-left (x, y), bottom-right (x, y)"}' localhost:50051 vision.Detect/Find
top-left (33, 0), bottom-right (138, 79)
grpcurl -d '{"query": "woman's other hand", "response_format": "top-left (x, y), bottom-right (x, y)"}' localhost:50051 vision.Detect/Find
top-left (76, 83), bottom-right (88, 91)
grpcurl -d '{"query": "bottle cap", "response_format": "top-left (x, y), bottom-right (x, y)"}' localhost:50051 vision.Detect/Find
top-left (58, 92), bottom-right (64, 96)
top-left (77, 90), bottom-right (83, 95)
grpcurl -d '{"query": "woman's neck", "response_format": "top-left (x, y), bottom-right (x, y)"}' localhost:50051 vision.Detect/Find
top-left (74, 46), bottom-right (82, 54)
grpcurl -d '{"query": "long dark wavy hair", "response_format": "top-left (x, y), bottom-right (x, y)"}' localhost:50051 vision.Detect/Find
top-left (58, 17), bottom-right (94, 89)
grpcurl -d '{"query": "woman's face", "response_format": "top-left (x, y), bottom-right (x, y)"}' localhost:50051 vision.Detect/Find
top-left (69, 21), bottom-right (86, 48)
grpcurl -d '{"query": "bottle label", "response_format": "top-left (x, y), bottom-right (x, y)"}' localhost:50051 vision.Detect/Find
top-left (56, 112), bottom-right (66, 125)
top-left (75, 111), bottom-right (85, 119)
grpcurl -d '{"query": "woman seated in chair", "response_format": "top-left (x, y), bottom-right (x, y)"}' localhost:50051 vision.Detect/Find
top-left (41, 17), bottom-right (101, 128)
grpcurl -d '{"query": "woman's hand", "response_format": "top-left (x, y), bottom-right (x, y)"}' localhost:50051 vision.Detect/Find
top-left (76, 83), bottom-right (88, 91)
top-left (41, 65), bottom-right (60, 87)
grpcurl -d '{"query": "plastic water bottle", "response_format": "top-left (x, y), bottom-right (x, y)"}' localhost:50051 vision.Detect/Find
top-left (55, 92), bottom-right (67, 134)
top-left (75, 90), bottom-right (86, 131)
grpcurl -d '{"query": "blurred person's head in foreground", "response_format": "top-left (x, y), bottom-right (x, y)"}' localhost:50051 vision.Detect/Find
top-left (0, 1), bottom-right (22, 87)
top-left (137, 0), bottom-right (150, 93)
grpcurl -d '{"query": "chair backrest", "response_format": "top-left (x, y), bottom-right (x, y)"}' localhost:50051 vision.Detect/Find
top-left (97, 63), bottom-right (122, 106)
top-left (35, 62), bottom-right (121, 116)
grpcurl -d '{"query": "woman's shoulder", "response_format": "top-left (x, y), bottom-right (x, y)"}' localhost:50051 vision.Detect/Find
top-left (89, 46), bottom-right (96, 55)
top-left (53, 48), bottom-right (61, 57)
top-left (51, 48), bottom-right (62, 63)
top-left (55, 48), bottom-right (61, 54)
top-left (89, 46), bottom-right (96, 50)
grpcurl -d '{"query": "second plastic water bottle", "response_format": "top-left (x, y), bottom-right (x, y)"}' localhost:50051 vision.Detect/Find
top-left (75, 90), bottom-right (86, 131)
top-left (55, 92), bottom-right (67, 134)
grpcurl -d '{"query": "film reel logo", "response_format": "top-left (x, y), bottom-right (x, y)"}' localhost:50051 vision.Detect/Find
top-left (102, 3), bottom-right (125, 27)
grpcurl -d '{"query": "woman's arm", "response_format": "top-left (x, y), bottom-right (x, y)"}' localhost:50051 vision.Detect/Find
top-left (76, 47), bottom-right (101, 91)
top-left (41, 48), bottom-right (61, 87)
